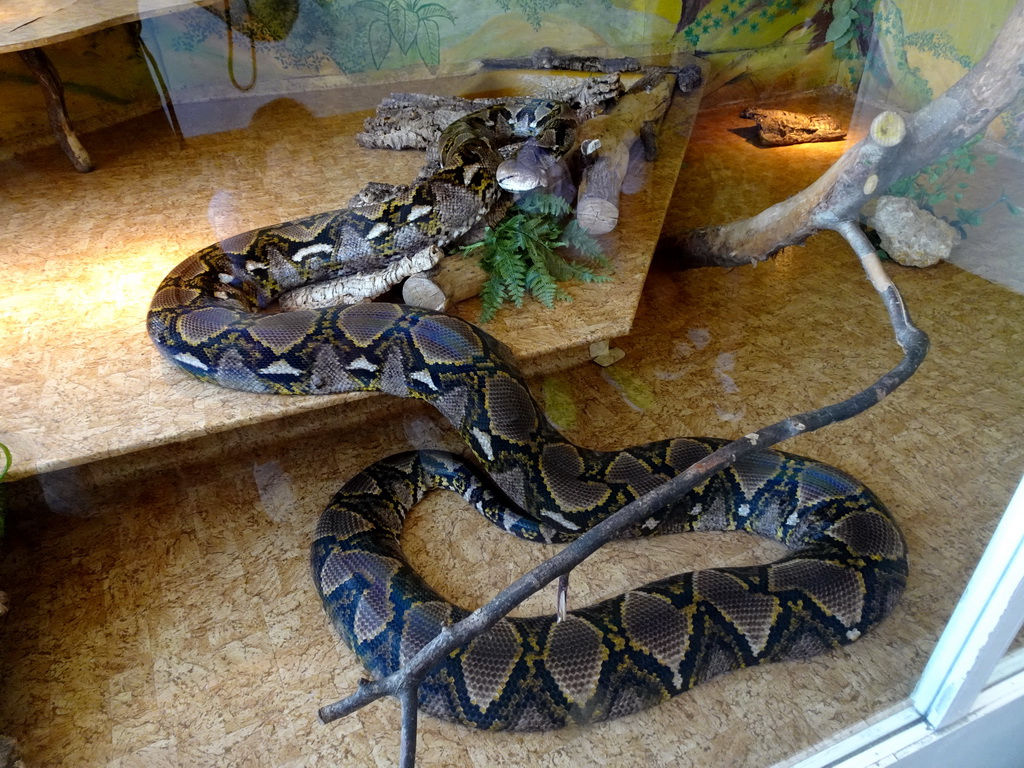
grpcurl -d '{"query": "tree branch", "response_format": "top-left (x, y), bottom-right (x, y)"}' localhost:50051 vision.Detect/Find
top-left (664, 0), bottom-right (1024, 269)
top-left (317, 225), bottom-right (928, 762)
top-left (313, 5), bottom-right (1024, 759)
top-left (398, 685), bottom-right (418, 768)
top-left (303, 8), bottom-right (1024, 756)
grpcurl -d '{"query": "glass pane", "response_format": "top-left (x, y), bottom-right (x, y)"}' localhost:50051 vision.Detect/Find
top-left (1, 1), bottom-right (1021, 766)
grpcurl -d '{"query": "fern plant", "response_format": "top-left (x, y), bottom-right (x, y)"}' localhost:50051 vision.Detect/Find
top-left (460, 193), bottom-right (611, 322)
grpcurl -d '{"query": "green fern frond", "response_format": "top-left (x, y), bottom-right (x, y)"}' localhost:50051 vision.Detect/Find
top-left (516, 192), bottom-right (572, 218)
top-left (460, 192), bottom-right (612, 321)
top-left (562, 219), bottom-right (608, 264)
top-left (479, 275), bottom-right (506, 323)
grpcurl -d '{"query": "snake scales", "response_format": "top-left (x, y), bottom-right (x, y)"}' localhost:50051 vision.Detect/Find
top-left (148, 100), bottom-right (908, 731)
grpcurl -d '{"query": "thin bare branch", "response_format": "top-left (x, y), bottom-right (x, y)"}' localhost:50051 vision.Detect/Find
top-left (316, 4), bottom-right (1024, 756)
top-left (398, 686), bottom-right (418, 768)
top-left (306, 8), bottom-right (1024, 754)
top-left (317, 221), bottom-right (929, 754)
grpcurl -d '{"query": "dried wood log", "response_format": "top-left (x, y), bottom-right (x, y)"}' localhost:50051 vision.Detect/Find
top-left (739, 107), bottom-right (847, 146)
top-left (402, 255), bottom-right (488, 311)
top-left (576, 71), bottom-right (675, 234)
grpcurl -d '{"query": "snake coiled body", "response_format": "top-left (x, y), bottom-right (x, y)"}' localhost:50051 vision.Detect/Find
top-left (148, 101), bottom-right (908, 732)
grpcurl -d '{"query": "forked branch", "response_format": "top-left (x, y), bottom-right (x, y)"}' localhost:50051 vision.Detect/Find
top-left (313, 2), bottom-right (1024, 759)
top-left (666, 0), bottom-right (1024, 269)
top-left (317, 228), bottom-right (928, 766)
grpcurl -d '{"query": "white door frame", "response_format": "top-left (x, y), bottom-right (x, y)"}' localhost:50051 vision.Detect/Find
top-left (777, 473), bottom-right (1024, 768)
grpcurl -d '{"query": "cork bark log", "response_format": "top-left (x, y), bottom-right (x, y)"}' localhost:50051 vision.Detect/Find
top-left (401, 254), bottom-right (488, 312)
top-left (739, 107), bottom-right (847, 146)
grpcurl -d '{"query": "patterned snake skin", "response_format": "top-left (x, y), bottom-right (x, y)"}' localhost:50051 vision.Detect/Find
top-left (148, 100), bottom-right (908, 731)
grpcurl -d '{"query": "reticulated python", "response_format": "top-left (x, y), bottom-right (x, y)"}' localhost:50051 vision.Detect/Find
top-left (148, 100), bottom-right (908, 731)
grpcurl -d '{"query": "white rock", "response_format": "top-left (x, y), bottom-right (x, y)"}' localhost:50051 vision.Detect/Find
top-left (869, 195), bottom-right (958, 268)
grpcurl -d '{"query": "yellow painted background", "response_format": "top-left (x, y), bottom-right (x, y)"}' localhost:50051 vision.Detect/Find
top-left (1, 1), bottom-right (1021, 158)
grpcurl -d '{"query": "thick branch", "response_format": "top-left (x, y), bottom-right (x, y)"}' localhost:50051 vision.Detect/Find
top-left (18, 48), bottom-right (93, 173)
top-left (667, 0), bottom-right (1024, 268)
top-left (672, 111), bottom-right (906, 267)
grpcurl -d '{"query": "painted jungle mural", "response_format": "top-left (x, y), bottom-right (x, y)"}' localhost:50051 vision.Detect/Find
top-left (1, 1), bottom-right (1021, 157)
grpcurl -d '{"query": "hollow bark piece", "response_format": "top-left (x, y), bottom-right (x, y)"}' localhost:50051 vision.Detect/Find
top-left (576, 72), bottom-right (675, 234)
top-left (739, 107), bottom-right (847, 146)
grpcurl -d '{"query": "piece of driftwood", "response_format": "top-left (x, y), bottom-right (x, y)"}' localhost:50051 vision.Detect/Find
top-left (740, 107), bottom-right (847, 146)
top-left (669, 0), bottom-right (1024, 269)
top-left (670, 111), bottom-right (906, 268)
top-left (576, 70), bottom-right (675, 234)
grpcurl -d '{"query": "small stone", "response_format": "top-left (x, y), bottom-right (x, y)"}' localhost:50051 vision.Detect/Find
top-left (868, 195), bottom-right (958, 268)
top-left (0, 735), bottom-right (25, 768)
